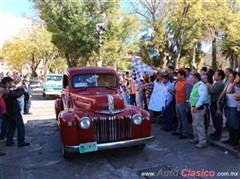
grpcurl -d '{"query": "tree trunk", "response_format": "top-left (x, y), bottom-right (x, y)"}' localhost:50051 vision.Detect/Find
top-left (238, 59), bottom-right (240, 72)
top-left (234, 54), bottom-right (238, 70)
top-left (65, 54), bottom-right (73, 67)
top-left (174, 54), bottom-right (181, 70)
top-left (159, 49), bottom-right (166, 69)
top-left (212, 36), bottom-right (217, 71)
top-left (190, 43), bottom-right (196, 67)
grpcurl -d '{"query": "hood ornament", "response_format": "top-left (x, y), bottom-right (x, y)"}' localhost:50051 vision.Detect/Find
top-left (95, 94), bottom-right (124, 115)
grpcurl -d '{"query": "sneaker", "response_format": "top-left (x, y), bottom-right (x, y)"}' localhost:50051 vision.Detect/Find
top-left (210, 136), bottom-right (221, 141)
top-left (222, 138), bottom-right (233, 144)
top-left (189, 139), bottom-right (199, 144)
top-left (18, 142), bottom-right (30, 147)
top-left (179, 135), bottom-right (188, 139)
top-left (171, 132), bottom-right (181, 136)
top-left (24, 112), bottom-right (32, 115)
top-left (6, 141), bottom-right (14, 146)
top-left (233, 145), bottom-right (240, 150)
top-left (195, 143), bottom-right (207, 148)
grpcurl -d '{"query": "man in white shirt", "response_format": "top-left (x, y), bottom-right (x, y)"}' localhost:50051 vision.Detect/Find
top-left (188, 73), bottom-right (209, 148)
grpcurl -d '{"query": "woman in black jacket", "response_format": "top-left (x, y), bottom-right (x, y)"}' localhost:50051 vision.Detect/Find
top-left (2, 77), bottom-right (29, 147)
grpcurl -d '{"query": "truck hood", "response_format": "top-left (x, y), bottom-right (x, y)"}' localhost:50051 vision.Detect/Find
top-left (74, 91), bottom-right (124, 114)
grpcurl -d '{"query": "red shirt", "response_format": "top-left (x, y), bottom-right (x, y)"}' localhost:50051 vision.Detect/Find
top-left (0, 97), bottom-right (6, 114)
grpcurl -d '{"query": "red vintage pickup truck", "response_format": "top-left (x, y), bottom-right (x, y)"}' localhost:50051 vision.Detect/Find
top-left (55, 67), bottom-right (154, 159)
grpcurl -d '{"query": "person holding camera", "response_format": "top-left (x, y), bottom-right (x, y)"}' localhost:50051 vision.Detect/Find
top-left (2, 77), bottom-right (29, 147)
top-left (189, 73), bottom-right (209, 148)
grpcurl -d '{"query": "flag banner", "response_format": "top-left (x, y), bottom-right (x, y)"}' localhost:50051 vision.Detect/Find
top-left (148, 82), bottom-right (167, 112)
top-left (131, 57), bottom-right (154, 85)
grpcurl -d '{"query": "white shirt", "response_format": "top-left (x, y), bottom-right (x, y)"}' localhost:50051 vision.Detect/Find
top-left (226, 83), bottom-right (238, 107)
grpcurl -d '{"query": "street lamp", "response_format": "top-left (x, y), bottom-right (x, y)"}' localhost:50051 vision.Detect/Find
top-left (96, 23), bottom-right (107, 67)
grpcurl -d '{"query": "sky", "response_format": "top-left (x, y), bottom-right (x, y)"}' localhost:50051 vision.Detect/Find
top-left (0, 0), bottom-right (211, 51)
top-left (0, 0), bottom-right (33, 48)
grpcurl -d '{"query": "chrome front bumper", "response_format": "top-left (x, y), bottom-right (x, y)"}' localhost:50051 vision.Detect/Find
top-left (64, 135), bottom-right (155, 153)
top-left (45, 91), bottom-right (61, 96)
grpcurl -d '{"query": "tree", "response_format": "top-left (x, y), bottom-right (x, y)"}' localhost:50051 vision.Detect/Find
top-left (129, 0), bottom-right (169, 68)
top-left (32, 0), bottom-right (140, 69)
top-left (49, 57), bottom-right (68, 73)
top-left (2, 18), bottom-right (57, 76)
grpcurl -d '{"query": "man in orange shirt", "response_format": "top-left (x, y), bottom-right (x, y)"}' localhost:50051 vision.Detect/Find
top-left (172, 70), bottom-right (192, 139)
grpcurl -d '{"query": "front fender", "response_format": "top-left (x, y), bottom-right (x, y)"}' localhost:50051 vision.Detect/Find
top-left (58, 110), bottom-right (79, 146)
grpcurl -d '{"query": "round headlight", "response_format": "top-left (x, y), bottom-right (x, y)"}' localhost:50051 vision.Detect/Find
top-left (79, 117), bottom-right (91, 129)
top-left (132, 114), bottom-right (142, 125)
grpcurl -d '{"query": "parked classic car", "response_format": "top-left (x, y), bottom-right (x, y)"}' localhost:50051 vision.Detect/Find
top-left (42, 74), bottom-right (63, 100)
top-left (55, 67), bottom-right (154, 159)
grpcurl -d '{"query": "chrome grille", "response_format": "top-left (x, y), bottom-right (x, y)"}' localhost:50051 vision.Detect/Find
top-left (93, 116), bottom-right (131, 143)
top-left (109, 117), bottom-right (116, 141)
top-left (100, 117), bottom-right (107, 142)
top-left (126, 116), bottom-right (131, 139)
top-left (118, 116), bottom-right (124, 140)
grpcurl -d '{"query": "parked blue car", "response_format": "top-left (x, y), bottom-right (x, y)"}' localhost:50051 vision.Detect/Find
top-left (42, 74), bottom-right (63, 100)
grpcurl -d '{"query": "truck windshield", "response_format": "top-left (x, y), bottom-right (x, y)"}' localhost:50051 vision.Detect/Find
top-left (46, 76), bottom-right (62, 82)
top-left (72, 74), bottom-right (117, 88)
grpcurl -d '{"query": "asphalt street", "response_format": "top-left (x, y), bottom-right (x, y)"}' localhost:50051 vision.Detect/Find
top-left (0, 89), bottom-right (240, 179)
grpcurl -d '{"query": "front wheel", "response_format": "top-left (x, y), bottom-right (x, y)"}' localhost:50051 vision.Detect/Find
top-left (62, 144), bottom-right (75, 159)
top-left (132, 144), bottom-right (146, 150)
top-left (45, 95), bottom-right (50, 100)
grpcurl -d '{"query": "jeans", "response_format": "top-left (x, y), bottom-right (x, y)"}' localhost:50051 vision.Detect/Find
top-left (18, 97), bottom-right (25, 116)
top-left (176, 102), bottom-right (189, 137)
top-left (7, 112), bottom-right (25, 144)
top-left (225, 106), bottom-right (239, 130)
top-left (210, 102), bottom-right (223, 138)
top-left (162, 102), bottom-right (173, 130)
top-left (24, 98), bottom-right (31, 113)
top-left (0, 114), bottom-right (7, 139)
top-left (130, 94), bottom-right (136, 105)
top-left (0, 119), bottom-right (2, 136)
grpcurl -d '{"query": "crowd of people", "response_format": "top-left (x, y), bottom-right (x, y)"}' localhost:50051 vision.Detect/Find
top-left (0, 73), bottom-right (33, 156)
top-left (119, 66), bottom-right (240, 149)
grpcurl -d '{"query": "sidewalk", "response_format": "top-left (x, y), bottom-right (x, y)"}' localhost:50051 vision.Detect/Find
top-left (207, 122), bottom-right (240, 158)
top-left (155, 115), bottom-right (240, 158)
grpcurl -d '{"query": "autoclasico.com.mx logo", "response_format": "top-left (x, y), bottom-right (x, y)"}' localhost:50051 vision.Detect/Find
top-left (140, 169), bottom-right (239, 177)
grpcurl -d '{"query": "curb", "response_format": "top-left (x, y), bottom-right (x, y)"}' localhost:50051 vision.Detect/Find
top-left (207, 139), bottom-right (240, 158)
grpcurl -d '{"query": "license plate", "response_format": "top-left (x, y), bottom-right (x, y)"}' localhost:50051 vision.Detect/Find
top-left (79, 142), bottom-right (98, 153)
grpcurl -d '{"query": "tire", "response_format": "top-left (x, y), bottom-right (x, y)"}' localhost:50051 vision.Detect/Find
top-left (45, 95), bottom-right (50, 100)
top-left (133, 144), bottom-right (146, 150)
top-left (62, 144), bottom-right (74, 159)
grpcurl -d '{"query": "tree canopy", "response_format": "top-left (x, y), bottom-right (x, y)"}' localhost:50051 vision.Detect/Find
top-left (2, 0), bottom-right (240, 73)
